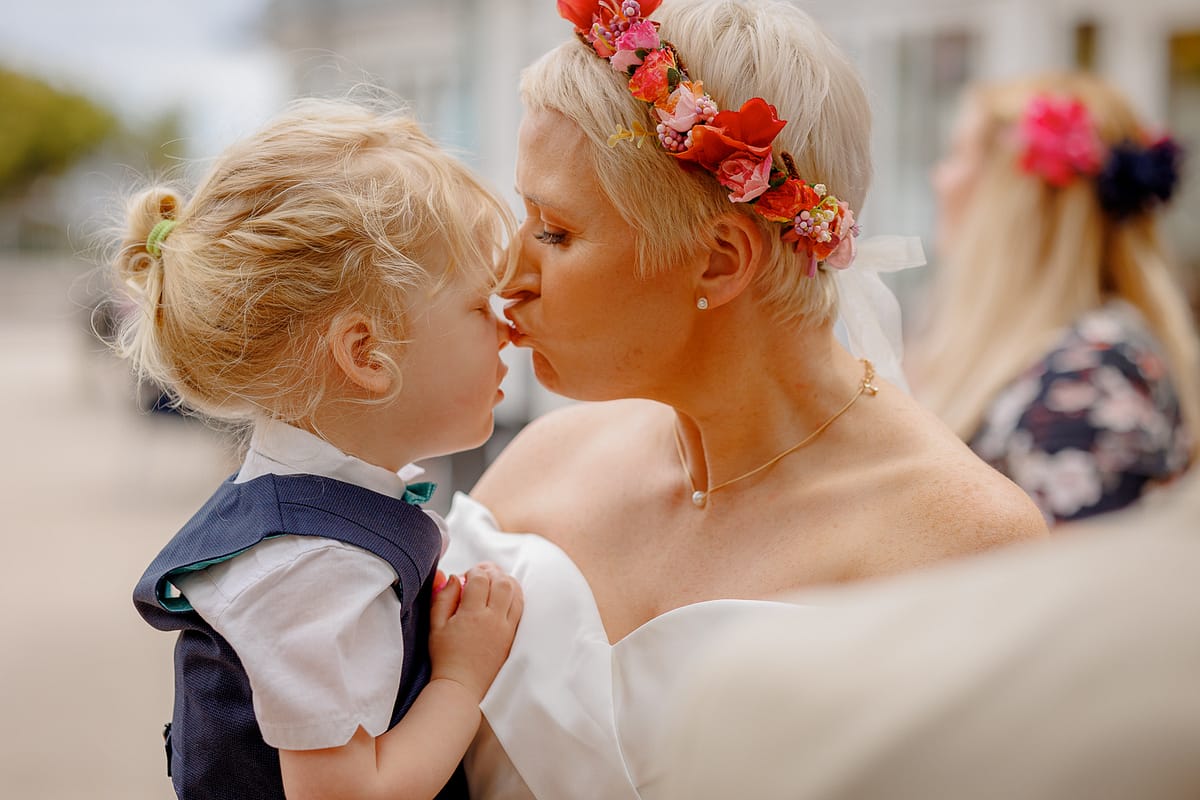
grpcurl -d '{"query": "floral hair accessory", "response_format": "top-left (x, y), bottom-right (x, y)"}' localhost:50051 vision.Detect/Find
top-left (559, 0), bottom-right (858, 275)
top-left (1097, 136), bottom-right (1183, 220)
top-left (1018, 95), bottom-right (1104, 187)
top-left (1016, 93), bottom-right (1184, 221)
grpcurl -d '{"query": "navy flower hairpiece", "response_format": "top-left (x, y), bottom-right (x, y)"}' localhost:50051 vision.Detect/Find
top-left (1097, 138), bottom-right (1183, 221)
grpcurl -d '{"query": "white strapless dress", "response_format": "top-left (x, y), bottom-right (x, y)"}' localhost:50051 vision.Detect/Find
top-left (442, 493), bottom-right (821, 800)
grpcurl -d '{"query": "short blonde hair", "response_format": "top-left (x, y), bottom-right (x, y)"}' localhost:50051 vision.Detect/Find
top-left (916, 72), bottom-right (1200, 451)
top-left (520, 0), bottom-right (871, 326)
top-left (112, 97), bottom-right (515, 423)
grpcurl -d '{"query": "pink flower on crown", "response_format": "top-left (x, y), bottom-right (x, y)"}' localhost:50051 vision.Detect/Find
top-left (716, 154), bottom-right (773, 203)
top-left (610, 19), bottom-right (660, 72)
top-left (611, 48), bottom-right (643, 73)
top-left (1019, 95), bottom-right (1104, 187)
top-left (628, 48), bottom-right (676, 104)
top-left (618, 19), bottom-right (659, 50)
top-left (656, 82), bottom-right (705, 132)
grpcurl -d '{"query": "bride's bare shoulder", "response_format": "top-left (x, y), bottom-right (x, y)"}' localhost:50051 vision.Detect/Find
top-left (472, 399), bottom-right (660, 509)
top-left (874, 394), bottom-right (1050, 559)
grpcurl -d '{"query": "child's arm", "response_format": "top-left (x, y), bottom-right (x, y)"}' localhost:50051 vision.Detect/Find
top-left (278, 562), bottom-right (523, 800)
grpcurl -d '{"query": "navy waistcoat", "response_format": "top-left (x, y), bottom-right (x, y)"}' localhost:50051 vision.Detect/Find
top-left (133, 472), bottom-right (465, 799)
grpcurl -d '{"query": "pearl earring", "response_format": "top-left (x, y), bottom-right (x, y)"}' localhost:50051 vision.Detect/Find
top-left (697, 297), bottom-right (709, 310)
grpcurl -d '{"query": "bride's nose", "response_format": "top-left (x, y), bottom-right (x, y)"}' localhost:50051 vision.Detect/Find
top-left (499, 241), bottom-right (540, 302)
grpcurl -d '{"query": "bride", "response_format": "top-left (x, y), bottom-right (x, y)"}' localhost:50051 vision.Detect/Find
top-left (442, 0), bottom-right (1047, 796)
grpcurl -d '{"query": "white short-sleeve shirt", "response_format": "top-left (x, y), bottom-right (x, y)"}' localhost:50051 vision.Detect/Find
top-left (174, 419), bottom-right (448, 751)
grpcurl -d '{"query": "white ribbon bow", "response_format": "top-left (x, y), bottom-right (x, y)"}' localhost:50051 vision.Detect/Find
top-left (831, 235), bottom-right (926, 393)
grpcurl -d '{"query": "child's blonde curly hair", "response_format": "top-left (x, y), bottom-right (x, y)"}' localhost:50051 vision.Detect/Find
top-left (112, 97), bottom-right (515, 423)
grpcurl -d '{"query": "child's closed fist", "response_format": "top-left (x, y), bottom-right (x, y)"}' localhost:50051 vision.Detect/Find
top-left (429, 562), bottom-right (523, 702)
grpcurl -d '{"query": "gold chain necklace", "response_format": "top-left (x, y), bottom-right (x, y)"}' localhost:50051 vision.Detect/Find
top-left (673, 359), bottom-right (878, 508)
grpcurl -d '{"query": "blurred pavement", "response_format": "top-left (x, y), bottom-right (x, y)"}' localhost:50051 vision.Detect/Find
top-left (0, 256), bottom-right (238, 799)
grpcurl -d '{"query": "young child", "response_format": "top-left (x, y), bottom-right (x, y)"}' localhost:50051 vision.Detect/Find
top-left (120, 98), bottom-right (523, 800)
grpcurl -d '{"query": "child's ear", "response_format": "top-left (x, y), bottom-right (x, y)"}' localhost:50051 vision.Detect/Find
top-left (327, 312), bottom-right (393, 395)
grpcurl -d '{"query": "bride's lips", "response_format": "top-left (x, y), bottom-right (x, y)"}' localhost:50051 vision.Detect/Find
top-left (503, 308), bottom-right (528, 345)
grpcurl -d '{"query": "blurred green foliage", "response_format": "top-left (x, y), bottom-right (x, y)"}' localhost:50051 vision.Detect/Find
top-left (0, 66), bottom-right (187, 250)
top-left (0, 67), bottom-right (117, 197)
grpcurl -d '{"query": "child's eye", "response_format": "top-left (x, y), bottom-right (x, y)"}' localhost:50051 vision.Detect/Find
top-left (532, 229), bottom-right (566, 246)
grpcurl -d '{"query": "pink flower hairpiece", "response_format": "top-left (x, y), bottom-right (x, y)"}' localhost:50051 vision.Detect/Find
top-left (560, 0), bottom-right (858, 275)
top-left (1018, 95), bottom-right (1104, 187)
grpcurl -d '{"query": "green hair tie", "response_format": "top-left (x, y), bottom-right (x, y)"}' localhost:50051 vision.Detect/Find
top-left (146, 219), bottom-right (178, 258)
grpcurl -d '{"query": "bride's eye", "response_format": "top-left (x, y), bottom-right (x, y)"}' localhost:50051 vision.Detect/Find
top-left (532, 229), bottom-right (566, 246)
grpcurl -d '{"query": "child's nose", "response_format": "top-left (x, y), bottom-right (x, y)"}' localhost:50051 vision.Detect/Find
top-left (495, 314), bottom-right (510, 350)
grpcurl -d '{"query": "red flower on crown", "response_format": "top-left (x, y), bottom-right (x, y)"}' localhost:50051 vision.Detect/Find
top-left (673, 99), bottom-right (787, 172)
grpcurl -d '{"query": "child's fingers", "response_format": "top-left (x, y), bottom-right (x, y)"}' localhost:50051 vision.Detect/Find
top-left (433, 569), bottom-right (448, 594)
top-left (506, 582), bottom-right (524, 625)
top-left (487, 573), bottom-right (517, 610)
top-left (467, 561), bottom-right (501, 581)
top-left (460, 565), bottom-right (493, 609)
top-left (430, 574), bottom-right (462, 628)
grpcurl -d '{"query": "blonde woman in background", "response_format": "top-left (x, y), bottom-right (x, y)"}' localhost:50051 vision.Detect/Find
top-left (914, 72), bottom-right (1198, 525)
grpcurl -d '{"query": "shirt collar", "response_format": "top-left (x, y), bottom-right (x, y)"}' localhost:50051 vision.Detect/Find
top-left (238, 418), bottom-right (425, 502)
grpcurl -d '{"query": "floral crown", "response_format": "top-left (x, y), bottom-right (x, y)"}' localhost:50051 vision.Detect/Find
top-left (558, 0), bottom-right (858, 276)
top-left (1017, 93), bottom-right (1182, 220)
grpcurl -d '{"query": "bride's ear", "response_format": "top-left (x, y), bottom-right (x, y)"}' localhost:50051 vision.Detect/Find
top-left (695, 212), bottom-right (763, 311)
top-left (326, 311), bottom-right (393, 395)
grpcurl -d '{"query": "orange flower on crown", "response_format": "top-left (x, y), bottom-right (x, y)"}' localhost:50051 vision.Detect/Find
top-left (754, 179), bottom-right (822, 223)
top-left (628, 48), bottom-right (677, 104)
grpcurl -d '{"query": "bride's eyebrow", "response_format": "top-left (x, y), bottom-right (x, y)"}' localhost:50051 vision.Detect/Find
top-left (514, 186), bottom-right (567, 215)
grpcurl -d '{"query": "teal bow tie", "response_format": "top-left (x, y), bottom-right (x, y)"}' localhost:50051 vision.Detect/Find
top-left (402, 481), bottom-right (437, 505)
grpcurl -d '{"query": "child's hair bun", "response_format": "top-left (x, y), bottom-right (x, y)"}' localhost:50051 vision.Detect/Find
top-left (112, 186), bottom-right (187, 400)
top-left (117, 187), bottom-right (182, 291)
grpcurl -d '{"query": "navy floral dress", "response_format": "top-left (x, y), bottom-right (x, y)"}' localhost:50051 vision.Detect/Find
top-left (969, 301), bottom-right (1191, 525)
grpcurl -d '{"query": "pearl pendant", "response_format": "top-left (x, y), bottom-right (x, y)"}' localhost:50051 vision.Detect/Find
top-left (691, 490), bottom-right (708, 508)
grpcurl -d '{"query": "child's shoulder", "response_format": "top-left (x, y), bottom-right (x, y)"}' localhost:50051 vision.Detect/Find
top-left (175, 534), bottom-right (397, 605)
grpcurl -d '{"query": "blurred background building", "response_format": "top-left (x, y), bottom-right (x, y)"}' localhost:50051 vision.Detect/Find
top-left (0, 1), bottom-right (1196, 798)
